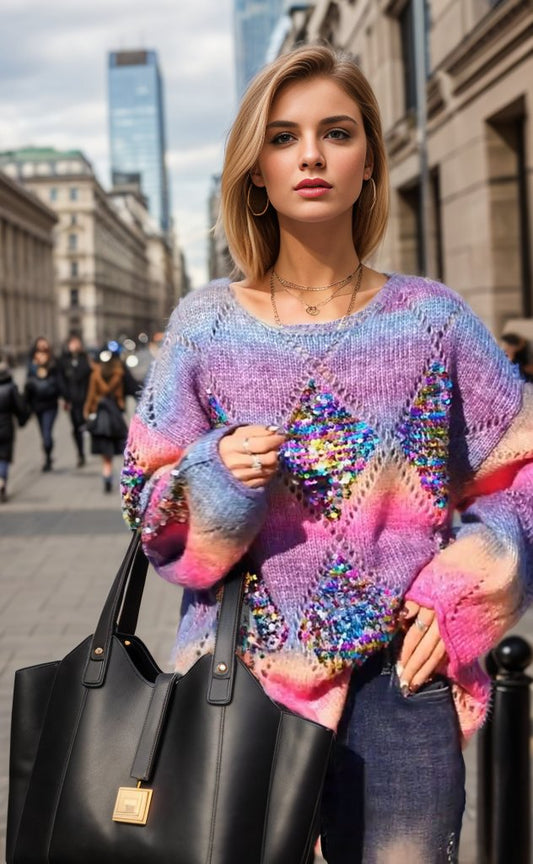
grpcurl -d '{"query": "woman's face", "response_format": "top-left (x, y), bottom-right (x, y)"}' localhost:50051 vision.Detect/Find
top-left (253, 76), bottom-right (373, 228)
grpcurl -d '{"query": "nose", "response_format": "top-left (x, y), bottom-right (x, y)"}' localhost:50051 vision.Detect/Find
top-left (299, 137), bottom-right (325, 170)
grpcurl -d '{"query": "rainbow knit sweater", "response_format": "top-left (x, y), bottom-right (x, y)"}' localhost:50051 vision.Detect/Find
top-left (121, 275), bottom-right (533, 742)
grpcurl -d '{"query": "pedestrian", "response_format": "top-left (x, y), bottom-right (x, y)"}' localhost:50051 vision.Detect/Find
top-left (25, 337), bottom-right (60, 472)
top-left (58, 334), bottom-right (93, 467)
top-left (0, 352), bottom-right (30, 502)
top-left (500, 331), bottom-right (533, 382)
top-left (120, 46), bottom-right (533, 864)
top-left (84, 345), bottom-right (128, 493)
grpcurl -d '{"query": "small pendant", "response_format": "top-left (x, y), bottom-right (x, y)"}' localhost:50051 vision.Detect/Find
top-left (306, 305), bottom-right (320, 316)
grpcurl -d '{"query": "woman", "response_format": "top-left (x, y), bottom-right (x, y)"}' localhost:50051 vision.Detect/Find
top-left (121, 47), bottom-right (533, 863)
top-left (84, 346), bottom-right (127, 493)
top-left (58, 334), bottom-right (93, 467)
top-left (25, 337), bottom-right (60, 472)
top-left (0, 353), bottom-right (30, 501)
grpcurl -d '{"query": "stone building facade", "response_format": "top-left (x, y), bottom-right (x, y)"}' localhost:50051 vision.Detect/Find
top-left (0, 171), bottom-right (57, 359)
top-left (207, 174), bottom-right (233, 281)
top-left (279, 0), bottom-right (533, 337)
top-left (0, 148), bottom-right (184, 349)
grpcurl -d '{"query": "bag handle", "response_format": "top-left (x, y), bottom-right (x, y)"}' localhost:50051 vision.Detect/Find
top-left (83, 532), bottom-right (147, 686)
top-left (83, 531), bottom-right (248, 701)
top-left (207, 563), bottom-right (246, 705)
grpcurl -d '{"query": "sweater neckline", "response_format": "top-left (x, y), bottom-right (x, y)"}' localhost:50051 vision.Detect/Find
top-left (225, 272), bottom-right (400, 335)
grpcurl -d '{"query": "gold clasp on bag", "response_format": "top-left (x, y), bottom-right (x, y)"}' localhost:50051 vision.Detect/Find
top-left (112, 781), bottom-right (153, 825)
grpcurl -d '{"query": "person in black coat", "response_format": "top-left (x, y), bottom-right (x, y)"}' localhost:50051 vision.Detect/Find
top-left (25, 337), bottom-right (60, 472)
top-left (58, 334), bottom-right (93, 467)
top-left (0, 353), bottom-right (30, 502)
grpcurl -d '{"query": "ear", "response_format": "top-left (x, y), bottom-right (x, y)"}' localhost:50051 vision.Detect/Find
top-left (249, 168), bottom-right (266, 189)
top-left (363, 147), bottom-right (374, 181)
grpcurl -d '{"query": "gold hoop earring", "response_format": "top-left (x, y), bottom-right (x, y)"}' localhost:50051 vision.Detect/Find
top-left (367, 177), bottom-right (377, 214)
top-left (247, 184), bottom-right (270, 217)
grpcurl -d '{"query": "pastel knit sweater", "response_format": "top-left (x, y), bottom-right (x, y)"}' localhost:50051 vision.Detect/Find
top-left (121, 274), bottom-right (533, 742)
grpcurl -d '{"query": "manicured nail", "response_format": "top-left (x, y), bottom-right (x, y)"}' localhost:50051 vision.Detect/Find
top-left (267, 425), bottom-right (280, 432)
top-left (396, 662), bottom-right (404, 678)
top-left (400, 679), bottom-right (410, 698)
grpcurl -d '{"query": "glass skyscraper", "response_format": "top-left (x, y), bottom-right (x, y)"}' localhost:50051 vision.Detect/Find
top-left (108, 50), bottom-right (170, 233)
top-left (234, 0), bottom-right (285, 97)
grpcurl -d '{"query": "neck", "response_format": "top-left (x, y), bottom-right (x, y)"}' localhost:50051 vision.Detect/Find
top-left (275, 214), bottom-right (359, 287)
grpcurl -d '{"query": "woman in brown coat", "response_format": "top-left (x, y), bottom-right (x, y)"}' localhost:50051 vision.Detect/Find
top-left (84, 350), bottom-right (128, 493)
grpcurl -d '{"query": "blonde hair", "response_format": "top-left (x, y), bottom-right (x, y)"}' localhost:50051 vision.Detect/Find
top-left (220, 45), bottom-right (390, 282)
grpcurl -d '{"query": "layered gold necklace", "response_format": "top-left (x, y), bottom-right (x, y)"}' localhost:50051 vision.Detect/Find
top-left (270, 263), bottom-right (364, 326)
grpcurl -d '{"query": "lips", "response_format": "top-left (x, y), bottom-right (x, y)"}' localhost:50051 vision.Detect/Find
top-left (294, 179), bottom-right (332, 190)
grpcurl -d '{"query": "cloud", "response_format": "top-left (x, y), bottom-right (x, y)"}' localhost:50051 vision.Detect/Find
top-left (1, 0), bottom-right (237, 287)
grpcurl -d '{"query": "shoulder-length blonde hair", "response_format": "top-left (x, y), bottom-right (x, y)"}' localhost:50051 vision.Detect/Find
top-left (220, 44), bottom-right (389, 282)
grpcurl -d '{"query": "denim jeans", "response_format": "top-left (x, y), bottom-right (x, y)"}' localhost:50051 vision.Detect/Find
top-left (37, 407), bottom-right (57, 454)
top-left (69, 403), bottom-right (85, 458)
top-left (321, 642), bottom-right (465, 864)
top-left (0, 459), bottom-right (8, 481)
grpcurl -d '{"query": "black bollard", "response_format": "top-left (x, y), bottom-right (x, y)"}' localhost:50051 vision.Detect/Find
top-left (478, 636), bottom-right (532, 864)
top-left (477, 651), bottom-right (497, 864)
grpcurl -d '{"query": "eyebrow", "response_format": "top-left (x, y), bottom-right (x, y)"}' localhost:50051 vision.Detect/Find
top-left (266, 114), bottom-right (359, 129)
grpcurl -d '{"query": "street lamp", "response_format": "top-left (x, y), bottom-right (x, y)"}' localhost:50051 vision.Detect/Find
top-left (413, 0), bottom-right (429, 277)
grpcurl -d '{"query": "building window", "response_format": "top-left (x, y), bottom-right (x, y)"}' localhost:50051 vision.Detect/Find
top-left (70, 213), bottom-right (77, 226)
top-left (400, 2), bottom-right (417, 114)
top-left (398, 0), bottom-right (430, 115)
top-left (69, 187), bottom-right (78, 201)
top-left (50, 187), bottom-right (58, 202)
top-left (68, 233), bottom-right (77, 252)
top-left (70, 261), bottom-right (79, 278)
top-left (70, 288), bottom-right (79, 307)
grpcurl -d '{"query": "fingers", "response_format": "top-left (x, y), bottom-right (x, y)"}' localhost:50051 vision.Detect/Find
top-left (242, 432), bottom-right (287, 455)
top-left (219, 424), bottom-right (286, 488)
top-left (398, 599), bottom-right (419, 624)
top-left (226, 449), bottom-right (280, 472)
top-left (397, 606), bottom-right (448, 693)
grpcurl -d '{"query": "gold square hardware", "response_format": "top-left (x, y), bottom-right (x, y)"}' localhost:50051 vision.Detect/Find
top-left (112, 786), bottom-right (153, 825)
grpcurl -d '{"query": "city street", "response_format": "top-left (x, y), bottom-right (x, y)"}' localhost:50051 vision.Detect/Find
top-left (1, 399), bottom-right (532, 862)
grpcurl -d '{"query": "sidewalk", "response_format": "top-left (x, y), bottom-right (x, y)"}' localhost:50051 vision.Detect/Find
top-left (1, 403), bottom-right (532, 862)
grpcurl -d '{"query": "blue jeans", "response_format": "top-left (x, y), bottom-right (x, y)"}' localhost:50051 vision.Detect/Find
top-left (321, 642), bottom-right (465, 863)
top-left (0, 459), bottom-right (8, 481)
top-left (37, 407), bottom-right (57, 454)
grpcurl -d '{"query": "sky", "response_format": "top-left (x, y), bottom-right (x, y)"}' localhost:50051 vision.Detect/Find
top-left (1, 0), bottom-right (237, 287)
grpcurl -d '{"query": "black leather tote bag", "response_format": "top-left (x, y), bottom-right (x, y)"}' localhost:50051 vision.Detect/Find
top-left (7, 532), bottom-right (333, 864)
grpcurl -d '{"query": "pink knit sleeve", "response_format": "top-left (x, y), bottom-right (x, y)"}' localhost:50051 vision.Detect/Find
top-left (407, 306), bottom-right (533, 677)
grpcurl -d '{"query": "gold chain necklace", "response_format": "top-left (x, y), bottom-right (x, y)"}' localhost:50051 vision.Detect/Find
top-left (279, 279), bottom-right (347, 316)
top-left (270, 263), bottom-right (364, 327)
top-left (272, 267), bottom-right (359, 293)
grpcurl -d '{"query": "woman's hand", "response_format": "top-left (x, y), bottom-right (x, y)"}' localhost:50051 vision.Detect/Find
top-left (396, 600), bottom-right (448, 694)
top-left (218, 425), bottom-right (286, 488)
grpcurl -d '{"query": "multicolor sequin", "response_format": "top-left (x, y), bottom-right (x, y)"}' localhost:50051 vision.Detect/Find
top-left (399, 362), bottom-right (452, 510)
top-left (298, 555), bottom-right (400, 671)
top-left (206, 388), bottom-right (229, 428)
top-left (141, 468), bottom-right (189, 539)
top-left (240, 571), bottom-right (289, 655)
top-left (121, 448), bottom-right (146, 529)
top-left (279, 380), bottom-right (379, 519)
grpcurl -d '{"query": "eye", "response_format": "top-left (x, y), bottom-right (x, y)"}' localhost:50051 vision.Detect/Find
top-left (326, 128), bottom-right (350, 140)
top-left (271, 132), bottom-right (295, 145)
